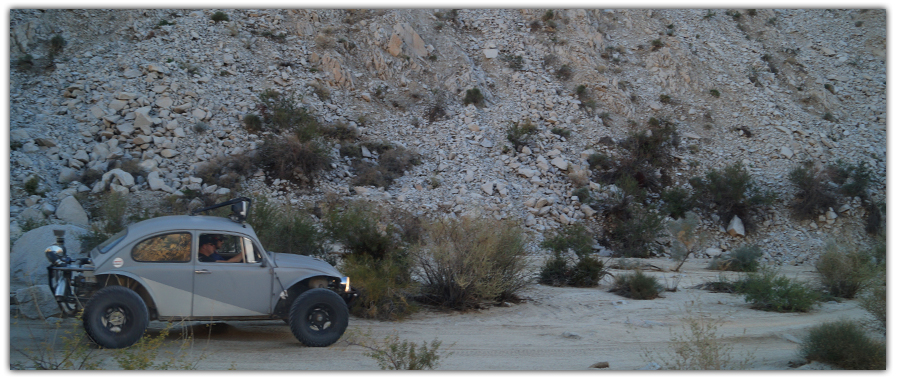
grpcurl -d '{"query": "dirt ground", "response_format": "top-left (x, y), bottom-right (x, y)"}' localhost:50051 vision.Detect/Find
top-left (7, 259), bottom-right (880, 371)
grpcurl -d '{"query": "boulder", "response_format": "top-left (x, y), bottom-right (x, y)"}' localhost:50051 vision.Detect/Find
top-left (55, 196), bottom-right (89, 226)
top-left (726, 216), bottom-right (745, 237)
top-left (15, 285), bottom-right (61, 319)
top-left (10, 224), bottom-right (88, 289)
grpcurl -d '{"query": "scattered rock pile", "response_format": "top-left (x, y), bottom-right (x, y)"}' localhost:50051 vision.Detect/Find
top-left (8, 9), bottom-right (886, 266)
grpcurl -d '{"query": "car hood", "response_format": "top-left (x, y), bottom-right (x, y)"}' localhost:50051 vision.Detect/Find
top-left (270, 252), bottom-right (342, 277)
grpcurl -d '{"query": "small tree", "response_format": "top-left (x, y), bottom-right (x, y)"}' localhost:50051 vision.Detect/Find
top-left (667, 212), bottom-right (703, 272)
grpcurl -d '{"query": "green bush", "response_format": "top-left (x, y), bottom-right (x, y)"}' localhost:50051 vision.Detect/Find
top-left (788, 163), bottom-right (838, 220)
top-left (248, 196), bottom-right (327, 259)
top-left (709, 245), bottom-right (762, 272)
top-left (709, 89), bottom-right (720, 98)
top-left (323, 201), bottom-right (401, 262)
top-left (610, 270), bottom-right (662, 299)
top-left (550, 127), bottom-right (571, 138)
top-left (556, 64), bottom-right (573, 80)
top-left (349, 332), bottom-right (449, 370)
top-left (211, 11), bottom-right (229, 22)
top-left (800, 321), bottom-right (886, 369)
top-left (351, 147), bottom-right (421, 189)
top-left (243, 114), bottom-right (262, 133)
top-left (463, 88), bottom-right (484, 107)
top-left (608, 204), bottom-right (665, 258)
top-left (540, 224), bottom-right (593, 257)
top-left (826, 159), bottom-right (873, 200)
top-left (736, 268), bottom-right (819, 312)
top-left (256, 90), bottom-right (324, 140)
top-left (661, 187), bottom-right (692, 219)
top-left (506, 121), bottom-right (538, 151)
top-left (538, 254), bottom-right (569, 287)
top-left (860, 273), bottom-right (886, 331)
top-left (415, 217), bottom-right (530, 308)
top-left (689, 162), bottom-right (775, 230)
top-left (254, 136), bottom-right (330, 187)
top-left (666, 212), bottom-right (702, 272)
top-left (815, 242), bottom-right (876, 299)
top-left (341, 256), bottom-right (417, 320)
top-left (24, 175), bottom-right (41, 195)
top-left (49, 34), bottom-right (66, 54)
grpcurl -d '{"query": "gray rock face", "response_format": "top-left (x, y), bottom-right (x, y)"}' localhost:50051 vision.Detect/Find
top-left (15, 285), bottom-right (61, 319)
top-left (55, 196), bottom-right (89, 226)
top-left (10, 224), bottom-right (88, 289)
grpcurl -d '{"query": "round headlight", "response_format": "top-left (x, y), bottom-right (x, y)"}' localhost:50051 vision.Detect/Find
top-left (45, 245), bottom-right (66, 266)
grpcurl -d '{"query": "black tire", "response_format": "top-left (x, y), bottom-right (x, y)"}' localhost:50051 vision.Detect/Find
top-left (82, 286), bottom-right (149, 349)
top-left (288, 288), bottom-right (349, 347)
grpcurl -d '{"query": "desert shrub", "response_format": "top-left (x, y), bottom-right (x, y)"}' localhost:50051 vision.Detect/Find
top-left (709, 89), bottom-right (720, 98)
top-left (656, 305), bottom-right (752, 370)
top-left (415, 217), bottom-right (530, 309)
top-left (659, 94), bottom-right (672, 104)
top-left (651, 39), bottom-right (664, 50)
top-left (787, 163), bottom-right (838, 220)
top-left (709, 245), bottom-right (762, 272)
top-left (12, 314), bottom-right (101, 370)
top-left (348, 332), bottom-right (449, 370)
top-left (16, 54), bottom-right (34, 70)
top-left (538, 254), bottom-right (570, 287)
top-left (660, 187), bottom-right (692, 219)
top-left (568, 256), bottom-right (609, 287)
top-left (826, 159), bottom-right (873, 200)
top-left (500, 54), bottom-right (524, 71)
top-left (113, 325), bottom-right (202, 370)
top-left (24, 175), bottom-right (41, 195)
top-left (425, 102), bottom-right (448, 122)
top-left (540, 224), bottom-right (593, 257)
top-left (689, 162), bottom-right (775, 230)
top-left (506, 120), bottom-right (538, 151)
top-left (550, 127), bottom-right (571, 138)
top-left (324, 201), bottom-right (415, 319)
top-left (815, 242), bottom-right (876, 299)
top-left (556, 64), bottom-right (573, 80)
top-left (860, 274), bottom-right (886, 331)
top-left (254, 136), bottom-right (330, 187)
top-left (211, 11), bottom-right (229, 22)
top-left (463, 88), bottom-right (484, 107)
top-left (322, 123), bottom-right (358, 141)
top-left (667, 212), bottom-right (702, 272)
top-left (256, 90), bottom-right (322, 139)
top-left (736, 268), bottom-right (819, 312)
top-left (538, 225), bottom-right (609, 287)
top-left (243, 114), bottom-right (262, 133)
top-left (610, 270), bottom-right (662, 299)
top-left (248, 197), bottom-right (327, 258)
top-left (608, 204), bottom-right (665, 258)
top-left (341, 256), bottom-right (417, 320)
top-left (572, 187), bottom-right (591, 204)
top-left (49, 34), bottom-right (66, 54)
top-left (351, 147), bottom-right (420, 189)
top-left (595, 118), bottom-right (678, 194)
top-left (323, 202), bottom-right (401, 262)
top-left (800, 321), bottom-right (886, 370)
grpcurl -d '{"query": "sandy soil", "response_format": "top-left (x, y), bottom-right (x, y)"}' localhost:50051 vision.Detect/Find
top-left (8, 259), bottom-right (876, 371)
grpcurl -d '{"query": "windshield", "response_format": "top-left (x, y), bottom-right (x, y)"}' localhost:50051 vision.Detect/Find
top-left (98, 229), bottom-right (128, 253)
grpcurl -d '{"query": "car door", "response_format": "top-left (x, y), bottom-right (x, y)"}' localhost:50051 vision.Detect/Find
top-left (129, 231), bottom-right (194, 318)
top-left (191, 232), bottom-right (273, 318)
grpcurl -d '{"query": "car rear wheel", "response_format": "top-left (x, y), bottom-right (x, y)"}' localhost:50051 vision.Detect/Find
top-left (82, 286), bottom-right (149, 349)
top-left (288, 288), bottom-right (348, 347)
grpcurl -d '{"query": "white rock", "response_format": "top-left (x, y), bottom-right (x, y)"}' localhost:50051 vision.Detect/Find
top-left (160, 149), bottom-right (178, 158)
top-left (705, 248), bottom-right (722, 257)
top-left (726, 215), bottom-right (745, 237)
top-left (482, 181), bottom-right (494, 195)
top-left (551, 157), bottom-right (569, 171)
top-left (483, 49), bottom-right (499, 59)
top-left (55, 195), bottom-right (89, 226)
top-left (781, 146), bottom-right (794, 159)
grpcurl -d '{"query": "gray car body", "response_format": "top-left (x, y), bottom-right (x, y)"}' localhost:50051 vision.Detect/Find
top-left (89, 215), bottom-right (346, 321)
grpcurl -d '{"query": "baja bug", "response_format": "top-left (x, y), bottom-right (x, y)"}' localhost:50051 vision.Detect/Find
top-left (45, 197), bottom-right (356, 349)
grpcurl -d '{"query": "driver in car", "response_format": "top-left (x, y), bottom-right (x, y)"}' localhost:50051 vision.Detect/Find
top-left (198, 236), bottom-right (243, 263)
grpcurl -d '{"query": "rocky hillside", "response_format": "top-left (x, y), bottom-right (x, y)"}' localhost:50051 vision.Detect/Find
top-left (8, 9), bottom-right (887, 267)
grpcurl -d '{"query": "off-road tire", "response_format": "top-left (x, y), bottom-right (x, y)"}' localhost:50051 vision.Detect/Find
top-left (288, 288), bottom-right (348, 347)
top-left (82, 286), bottom-right (149, 349)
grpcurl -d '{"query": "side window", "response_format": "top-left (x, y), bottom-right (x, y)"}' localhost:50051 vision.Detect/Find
top-left (199, 234), bottom-right (259, 264)
top-left (132, 233), bottom-right (192, 262)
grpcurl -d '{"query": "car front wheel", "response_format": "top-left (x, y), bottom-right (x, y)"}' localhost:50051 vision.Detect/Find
top-left (288, 288), bottom-right (349, 347)
top-left (82, 286), bottom-right (149, 349)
